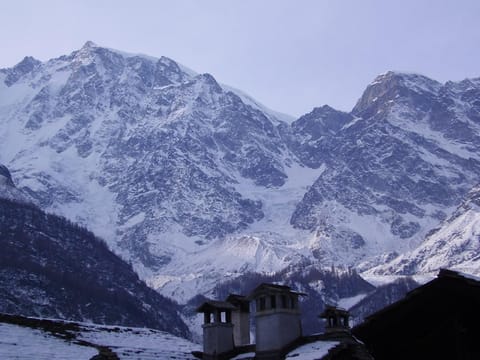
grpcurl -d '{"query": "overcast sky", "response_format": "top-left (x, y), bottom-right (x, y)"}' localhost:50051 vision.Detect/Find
top-left (1, 0), bottom-right (479, 117)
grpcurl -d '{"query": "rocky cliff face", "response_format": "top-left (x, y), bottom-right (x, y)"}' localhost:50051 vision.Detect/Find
top-left (290, 72), bottom-right (480, 266)
top-left (0, 42), bottom-right (296, 280)
top-left (2, 44), bottom-right (480, 300)
top-left (0, 164), bottom-right (33, 204)
top-left (368, 184), bottom-right (480, 276)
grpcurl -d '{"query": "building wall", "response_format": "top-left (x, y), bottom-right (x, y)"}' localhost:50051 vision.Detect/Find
top-left (255, 311), bottom-right (302, 352)
top-left (203, 323), bottom-right (234, 355)
top-left (232, 311), bottom-right (250, 346)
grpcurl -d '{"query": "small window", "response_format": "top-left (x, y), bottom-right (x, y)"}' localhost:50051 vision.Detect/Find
top-left (270, 295), bottom-right (276, 309)
top-left (291, 296), bottom-right (297, 309)
top-left (259, 297), bottom-right (266, 311)
top-left (204, 312), bottom-right (211, 324)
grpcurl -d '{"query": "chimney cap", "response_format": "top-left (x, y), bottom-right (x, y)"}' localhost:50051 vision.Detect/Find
top-left (319, 305), bottom-right (350, 318)
top-left (247, 283), bottom-right (306, 300)
top-left (196, 300), bottom-right (237, 313)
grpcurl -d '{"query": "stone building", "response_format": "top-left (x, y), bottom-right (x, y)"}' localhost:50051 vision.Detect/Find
top-left (196, 300), bottom-right (236, 359)
top-left (194, 283), bottom-right (371, 360)
top-left (194, 269), bottom-right (480, 359)
top-left (248, 283), bottom-right (304, 358)
top-left (320, 305), bottom-right (350, 334)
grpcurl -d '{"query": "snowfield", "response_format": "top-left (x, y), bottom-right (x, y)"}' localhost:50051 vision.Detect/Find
top-left (286, 340), bottom-right (339, 360)
top-left (0, 322), bottom-right (97, 360)
top-left (0, 317), bottom-right (200, 360)
top-left (76, 323), bottom-right (200, 359)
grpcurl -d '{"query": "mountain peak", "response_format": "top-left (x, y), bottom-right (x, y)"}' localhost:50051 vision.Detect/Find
top-left (81, 40), bottom-right (98, 50)
top-left (310, 104), bottom-right (340, 116)
top-left (293, 104), bottom-right (352, 132)
top-left (158, 56), bottom-right (178, 67)
top-left (195, 72), bottom-right (222, 92)
top-left (15, 56), bottom-right (41, 68)
top-left (72, 41), bottom-right (102, 65)
top-left (352, 71), bottom-right (442, 116)
top-left (3, 56), bottom-right (41, 86)
top-left (370, 71), bottom-right (441, 90)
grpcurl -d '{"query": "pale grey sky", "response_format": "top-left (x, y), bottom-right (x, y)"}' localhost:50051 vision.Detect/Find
top-left (1, 0), bottom-right (479, 117)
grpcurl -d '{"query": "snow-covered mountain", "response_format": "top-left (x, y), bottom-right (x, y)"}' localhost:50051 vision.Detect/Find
top-left (0, 42), bottom-right (320, 300)
top-left (2, 43), bottom-right (480, 301)
top-left (290, 72), bottom-right (480, 267)
top-left (368, 184), bottom-right (480, 277)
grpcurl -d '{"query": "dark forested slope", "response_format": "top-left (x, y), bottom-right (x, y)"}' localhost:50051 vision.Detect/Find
top-left (0, 197), bottom-right (189, 338)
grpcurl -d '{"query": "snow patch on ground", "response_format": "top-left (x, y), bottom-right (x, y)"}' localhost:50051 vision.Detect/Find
top-left (0, 317), bottom-right (200, 360)
top-left (77, 323), bottom-right (200, 359)
top-left (286, 340), bottom-right (339, 360)
top-left (0, 322), bottom-right (97, 360)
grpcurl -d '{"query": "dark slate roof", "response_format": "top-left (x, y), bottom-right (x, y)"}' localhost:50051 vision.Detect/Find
top-left (320, 305), bottom-right (350, 318)
top-left (226, 294), bottom-right (248, 303)
top-left (352, 269), bottom-right (480, 360)
top-left (196, 300), bottom-right (237, 313)
top-left (226, 294), bottom-right (250, 312)
top-left (248, 283), bottom-right (306, 299)
top-left (359, 268), bottom-right (480, 323)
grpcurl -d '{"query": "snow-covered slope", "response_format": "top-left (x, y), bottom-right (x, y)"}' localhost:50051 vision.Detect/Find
top-left (2, 43), bottom-right (480, 300)
top-left (0, 42), bottom-right (328, 300)
top-left (0, 315), bottom-right (199, 359)
top-left (290, 72), bottom-right (480, 267)
top-left (0, 323), bottom-right (97, 360)
top-left (368, 184), bottom-right (480, 277)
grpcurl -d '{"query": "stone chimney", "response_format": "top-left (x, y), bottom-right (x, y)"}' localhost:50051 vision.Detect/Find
top-left (248, 283), bottom-right (305, 356)
top-left (226, 294), bottom-right (251, 346)
top-left (196, 300), bottom-right (236, 359)
top-left (320, 305), bottom-right (351, 333)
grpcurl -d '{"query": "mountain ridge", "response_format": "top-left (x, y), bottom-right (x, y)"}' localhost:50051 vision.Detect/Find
top-left (1, 42), bottom-right (480, 302)
top-left (368, 183), bottom-right (480, 276)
